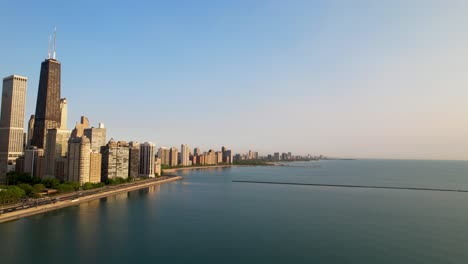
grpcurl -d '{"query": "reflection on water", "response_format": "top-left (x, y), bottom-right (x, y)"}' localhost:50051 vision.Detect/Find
top-left (2, 161), bottom-right (468, 264)
top-left (77, 199), bottom-right (101, 259)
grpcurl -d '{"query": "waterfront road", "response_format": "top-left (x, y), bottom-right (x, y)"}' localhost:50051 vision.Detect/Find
top-left (0, 176), bottom-right (182, 221)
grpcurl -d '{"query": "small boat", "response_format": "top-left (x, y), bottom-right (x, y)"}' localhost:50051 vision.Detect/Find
top-left (71, 199), bottom-right (79, 202)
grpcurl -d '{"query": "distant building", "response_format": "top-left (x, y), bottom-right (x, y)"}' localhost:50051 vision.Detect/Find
top-left (23, 146), bottom-right (44, 178)
top-left (154, 158), bottom-right (161, 176)
top-left (191, 155), bottom-right (197, 165)
top-left (128, 141), bottom-right (140, 179)
top-left (139, 142), bottom-right (155, 178)
top-left (181, 144), bottom-right (190, 166)
top-left (67, 136), bottom-right (91, 185)
top-left (170, 147), bottom-right (178, 167)
top-left (158, 147), bottom-right (170, 166)
top-left (215, 151), bottom-right (223, 164)
top-left (59, 98), bottom-right (68, 129)
top-left (274, 152), bottom-right (280, 161)
top-left (222, 147), bottom-right (232, 164)
top-left (27, 115), bottom-right (35, 147)
top-left (0, 75), bottom-right (27, 182)
top-left (83, 122), bottom-right (106, 153)
top-left (101, 139), bottom-right (129, 180)
top-left (194, 147), bottom-right (201, 156)
top-left (205, 150), bottom-right (216, 165)
top-left (71, 116), bottom-right (89, 138)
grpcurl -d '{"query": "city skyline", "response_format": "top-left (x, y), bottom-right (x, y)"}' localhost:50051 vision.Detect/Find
top-left (1, 1), bottom-right (467, 160)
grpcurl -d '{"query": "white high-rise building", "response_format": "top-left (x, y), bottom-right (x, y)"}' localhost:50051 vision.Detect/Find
top-left (181, 144), bottom-right (190, 166)
top-left (0, 75), bottom-right (27, 181)
top-left (139, 142), bottom-right (155, 178)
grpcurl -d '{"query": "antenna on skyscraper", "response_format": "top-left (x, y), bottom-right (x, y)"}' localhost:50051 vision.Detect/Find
top-left (48, 35), bottom-right (51, 59)
top-left (53, 26), bottom-right (57, 60)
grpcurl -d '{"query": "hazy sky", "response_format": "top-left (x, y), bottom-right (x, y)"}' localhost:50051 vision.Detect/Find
top-left (1, 1), bottom-right (467, 160)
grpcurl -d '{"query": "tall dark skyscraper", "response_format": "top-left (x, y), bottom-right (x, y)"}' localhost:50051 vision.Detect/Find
top-left (31, 32), bottom-right (61, 149)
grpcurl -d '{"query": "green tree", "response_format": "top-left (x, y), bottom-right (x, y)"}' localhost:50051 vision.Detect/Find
top-left (32, 184), bottom-right (46, 193)
top-left (42, 178), bottom-right (60, 189)
top-left (82, 182), bottom-right (94, 190)
top-left (17, 183), bottom-right (34, 196)
top-left (56, 184), bottom-right (75, 193)
top-left (0, 186), bottom-right (26, 205)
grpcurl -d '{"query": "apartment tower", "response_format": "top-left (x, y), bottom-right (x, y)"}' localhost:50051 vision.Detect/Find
top-left (0, 75), bottom-right (27, 181)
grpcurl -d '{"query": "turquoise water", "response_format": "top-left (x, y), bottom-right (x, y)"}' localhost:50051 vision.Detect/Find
top-left (1, 160), bottom-right (468, 263)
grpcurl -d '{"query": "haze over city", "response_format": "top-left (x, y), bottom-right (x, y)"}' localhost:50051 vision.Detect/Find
top-left (1, 1), bottom-right (467, 160)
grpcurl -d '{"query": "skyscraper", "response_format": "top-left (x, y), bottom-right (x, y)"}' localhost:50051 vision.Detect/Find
top-left (27, 115), bottom-right (35, 146)
top-left (31, 46), bottom-right (62, 149)
top-left (128, 141), bottom-right (140, 179)
top-left (139, 142), bottom-right (155, 178)
top-left (158, 147), bottom-right (170, 166)
top-left (71, 116), bottom-right (89, 138)
top-left (44, 128), bottom-right (71, 178)
top-left (44, 95), bottom-right (70, 179)
top-left (23, 146), bottom-right (44, 178)
top-left (181, 144), bottom-right (190, 166)
top-left (170, 147), bottom-right (178, 167)
top-left (59, 98), bottom-right (68, 129)
top-left (194, 147), bottom-right (201, 156)
top-left (89, 152), bottom-right (102, 184)
top-left (67, 136), bottom-right (91, 185)
top-left (83, 123), bottom-right (106, 153)
top-left (0, 75), bottom-right (27, 181)
top-left (101, 139), bottom-right (129, 180)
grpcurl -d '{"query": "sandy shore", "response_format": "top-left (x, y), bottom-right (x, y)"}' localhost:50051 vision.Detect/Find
top-left (0, 176), bottom-right (183, 224)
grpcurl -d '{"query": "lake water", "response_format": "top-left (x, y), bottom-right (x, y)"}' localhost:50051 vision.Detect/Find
top-left (1, 160), bottom-right (468, 263)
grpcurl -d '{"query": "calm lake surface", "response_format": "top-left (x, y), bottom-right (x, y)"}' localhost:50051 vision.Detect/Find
top-left (1, 160), bottom-right (468, 263)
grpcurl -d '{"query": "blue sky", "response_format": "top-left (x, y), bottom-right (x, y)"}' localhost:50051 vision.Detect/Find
top-left (1, 1), bottom-right (467, 159)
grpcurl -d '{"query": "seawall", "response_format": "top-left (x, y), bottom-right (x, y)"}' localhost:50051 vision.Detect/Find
top-left (0, 176), bottom-right (183, 224)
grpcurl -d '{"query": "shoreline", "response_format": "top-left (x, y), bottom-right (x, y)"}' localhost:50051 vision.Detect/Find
top-left (0, 176), bottom-right (183, 224)
top-left (163, 165), bottom-right (235, 173)
top-left (162, 163), bottom-right (279, 173)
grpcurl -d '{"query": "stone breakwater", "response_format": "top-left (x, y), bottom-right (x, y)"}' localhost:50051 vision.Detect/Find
top-left (0, 176), bottom-right (183, 223)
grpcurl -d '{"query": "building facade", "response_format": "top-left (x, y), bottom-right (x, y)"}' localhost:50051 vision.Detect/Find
top-left (154, 158), bottom-right (161, 176)
top-left (23, 146), bottom-right (44, 178)
top-left (170, 147), bottom-right (178, 167)
top-left (89, 152), bottom-right (102, 183)
top-left (128, 141), bottom-right (140, 179)
top-left (44, 128), bottom-right (71, 178)
top-left (139, 142), bottom-right (155, 178)
top-left (0, 75), bottom-right (28, 181)
top-left (101, 139), bottom-right (129, 180)
top-left (158, 147), bottom-right (170, 166)
top-left (67, 136), bottom-right (91, 185)
top-left (27, 115), bottom-right (35, 147)
top-left (181, 144), bottom-right (190, 166)
top-left (83, 123), bottom-right (106, 153)
top-left (31, 58), bottom-right (62, 149)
